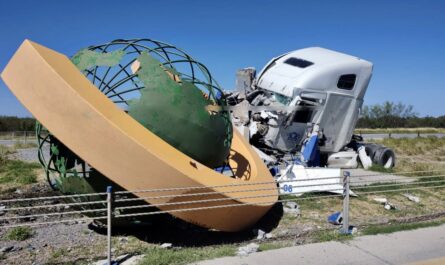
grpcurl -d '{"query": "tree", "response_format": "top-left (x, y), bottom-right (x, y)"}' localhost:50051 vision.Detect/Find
top-left (357, 102), bottom-right (444, 128)
top-left (0, 116), bottom-right (36, 131)
top-left (361, 101), bottom-right (417, 119)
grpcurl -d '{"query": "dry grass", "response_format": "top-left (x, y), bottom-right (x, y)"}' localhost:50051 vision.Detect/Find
top-left (281, 187), bottom-right (445, 233)
top-left (355, 128), bottom-right (445, 134)
top-left (372, 136), bottom-right (445, 174)
top-left (0, 145), bottom-right (43, 193)
top-left (0, 135), bottom-right (444, 264)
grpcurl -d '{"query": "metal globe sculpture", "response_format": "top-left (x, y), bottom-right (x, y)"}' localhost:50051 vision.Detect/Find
top-left (37, 39), bottom-right (232, 195)
top-left (2, 39), bottom-right (277, 231)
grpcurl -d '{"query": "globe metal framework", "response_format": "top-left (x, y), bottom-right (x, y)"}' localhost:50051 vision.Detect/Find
top-left (37, 38), bottom-right (232, 193)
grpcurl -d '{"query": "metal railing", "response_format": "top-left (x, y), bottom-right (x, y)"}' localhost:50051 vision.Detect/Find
top-left (0, 169), bottom-right (444, 264)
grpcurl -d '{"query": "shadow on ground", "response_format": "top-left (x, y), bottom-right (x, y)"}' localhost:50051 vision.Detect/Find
top-left (89, 202), bottom-right (284, 247)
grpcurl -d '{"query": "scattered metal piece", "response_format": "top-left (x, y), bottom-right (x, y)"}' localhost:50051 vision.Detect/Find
top-left (328, 211), bottom-right (343, 225)
top-left (404, 194), bottom-right (420, 203)
top-left (373, 197), bottom-right (388, 204)
top-left (384, 203), bottom-right (396, 210)
top-left (255, 229), bottom-right (266, 240)
top-left (160, 243), bottom-right (172, 249)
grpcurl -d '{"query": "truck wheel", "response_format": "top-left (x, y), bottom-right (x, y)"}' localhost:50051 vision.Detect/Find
top-left (364, 143), bottom-right (380, 160)
top-left (373, 147), bottom-right (396, 168)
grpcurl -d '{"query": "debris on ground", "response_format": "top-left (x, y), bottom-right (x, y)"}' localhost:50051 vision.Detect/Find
top-left (404, 194), bottom-right (420, 203)
top-left (327, 211), bottom-right (343, 225)
top-left (160, 243), bottom-right (172, 249)
top-left (121, 255), bottom-right (145, 265)
top-left (237, 243), bottom-right (259, 256)
top-left (0, 205), bottom-right (6, 216)
top-left (373, 197), bottom-right (396, 210)
top-left (384, 202), bottom-right (396, 210)
top-left (373, 197), bottom-right (388, 204)
top-left (119, 237), bottom-right (129, 243)
top-left (0, 246), bottom-right (14, 253)
top-left (339, 225), bottom-right (358, 235)
top-left (253, 229), bottom-right (274, 240)
top-left (285, 201), bottom-right (298, 209)
top-left (283, 201), bottom-right (301, 217)
top-left (265, 233), bottom-right (274, 239)
top-left (255, 229), bottom-right (266, 240)
top-left (92, 254), bottom-right (132, 265)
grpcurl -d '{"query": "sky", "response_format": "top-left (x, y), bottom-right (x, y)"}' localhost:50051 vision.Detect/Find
top-left (0, 0), bottom-right (444, 117)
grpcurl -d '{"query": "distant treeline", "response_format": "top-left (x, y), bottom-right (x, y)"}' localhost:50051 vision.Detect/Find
top-left (0, 116), bottom-right (36, 131)
top-left (0, 101), bottom-right (444, 131)
top-left (356, 101), bottom-right (445, 128)
top-left (356, 115), bottom-right (445, 128)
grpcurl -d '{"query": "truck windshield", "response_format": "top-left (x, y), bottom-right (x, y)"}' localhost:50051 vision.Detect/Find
top-left (273, 93), bottom-right (292, 105)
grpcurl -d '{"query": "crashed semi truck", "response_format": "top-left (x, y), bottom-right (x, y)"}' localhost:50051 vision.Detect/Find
top-left (1, 39), bottom-right (393, 231)
top-left (227, 47), bottom-right (396, 171)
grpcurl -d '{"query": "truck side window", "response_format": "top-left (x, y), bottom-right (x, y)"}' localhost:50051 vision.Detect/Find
top-left (293, 109), bottom-right (314, 123)
top-left (337, 74), bottom-right (356, 90)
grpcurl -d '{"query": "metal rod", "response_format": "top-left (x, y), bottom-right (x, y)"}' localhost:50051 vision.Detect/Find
top-left (106, 186), bottom-right (113, 265)
top-left (340, 171), bottom-right (350, 234)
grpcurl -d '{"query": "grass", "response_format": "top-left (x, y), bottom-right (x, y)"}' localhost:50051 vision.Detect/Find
top-left (139, 245), bottom-right (236, 265)
top-left (45, 248), bottom-right (77, 265)
top-left (0, 133), bottom-right (443, 263)
top-left (378, 136), bottom-right (445, 156)
top-left (361, 220), bottom-right (444, 235)
top-left (311, 229), bottom-right (353, 243)
top-left (4, 227), bottom-right (33, 241)
top-left (368, 136), bottom-right (445, 175)
top-left (353, 176), bottom-right (445, 193)
top-left (258, 241), bottom-right (292, 251)
top-left (50, 248), bottom-right (69, 260)
top-left (0, 145), bottom-right (15, 166)
top-left (0, 144), bottom-right (40, 186)
top-left (368, 164), bottom-right (394, 174)
top-left (0, 159), bottom-right (40, 185)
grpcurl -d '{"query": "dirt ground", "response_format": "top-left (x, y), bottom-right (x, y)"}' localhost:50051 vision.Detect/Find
top-left (0, 139), bottom-right (444, 264)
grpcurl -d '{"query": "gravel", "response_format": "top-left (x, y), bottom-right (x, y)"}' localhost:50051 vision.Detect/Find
top-left (0, 222), bottom-right (107, 264)
top-left (0, 140), bottom-right (48, 162)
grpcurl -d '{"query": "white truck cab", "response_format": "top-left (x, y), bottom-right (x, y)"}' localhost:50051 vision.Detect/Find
top-left (254, 47), bottom-right (373, 153)
top-left (228, 47), bottom-right (395, 169)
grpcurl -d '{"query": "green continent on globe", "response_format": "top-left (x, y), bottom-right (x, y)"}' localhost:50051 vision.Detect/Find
top-left (128, 52), bottom-right (231, 168)
top-left (71, 49), bottom-right (125, 71)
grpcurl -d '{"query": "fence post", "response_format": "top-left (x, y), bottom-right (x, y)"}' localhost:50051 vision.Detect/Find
top-left (340, 171), bottom-right (350, 234)
top-left (24, 131), bottom-right (27, 145)
top-left (106, 186), bottom-right (113, 265)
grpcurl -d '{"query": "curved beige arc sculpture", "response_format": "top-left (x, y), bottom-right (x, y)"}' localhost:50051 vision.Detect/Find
top-left (1, 40), bottom-right (278, 232)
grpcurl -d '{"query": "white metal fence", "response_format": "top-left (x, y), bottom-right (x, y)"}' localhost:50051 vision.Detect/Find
top-left (0, 170), bottom-right (444, 264)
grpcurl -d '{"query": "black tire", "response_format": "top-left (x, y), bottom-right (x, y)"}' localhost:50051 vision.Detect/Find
top-left (364, 143), bottom-right (380, 160)
top-left (373, 147), bottom-right (396, 168)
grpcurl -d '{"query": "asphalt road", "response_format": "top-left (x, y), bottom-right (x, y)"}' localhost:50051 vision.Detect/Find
top-left (0, 139), bottom-right (18, 146)
top-left (195, 224), bottom-right (445, 265)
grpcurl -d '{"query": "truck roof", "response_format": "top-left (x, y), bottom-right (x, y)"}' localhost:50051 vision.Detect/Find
top-left (257, 47), bottom-right (373, 98)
